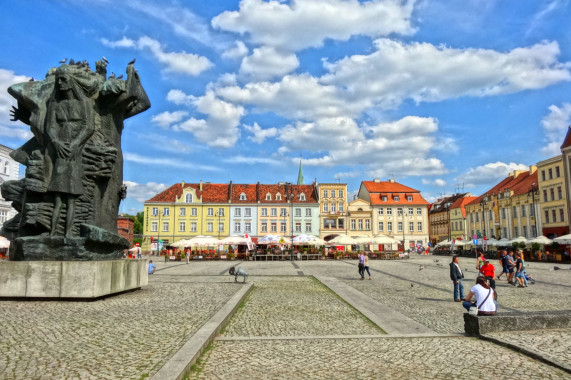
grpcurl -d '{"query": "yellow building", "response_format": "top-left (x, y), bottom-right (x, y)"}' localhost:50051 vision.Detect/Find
top-left (346, 199), bottom-right (372, 238)
top-left (428, 193), bottom-right (470, 244)
top-left (537, 155), bottom-right (569, 238)
top-left (449, 196), bottom-right (477, 240)
top-left (318, 183), bottom-right (348, 239)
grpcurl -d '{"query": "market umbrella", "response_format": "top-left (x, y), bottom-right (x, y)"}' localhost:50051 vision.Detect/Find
top-left (495, 238), bottom-right (510, 246)
top-left (171, 239), bottom-right (193, 248)
top-left (553, 234), bottom-right (571, 244)
top-left (485, 238), bottom-right (499, 246)
top-left (292, 234), bottom-right (325, 245)
top-left (453, 239), bottom-right (467, 246)
top-left (258, 234), bottom-right (290, 244)
top-left (187, 235), bottom-right (220, 247)
top-left (218, 235), bottom-right (250, 245)
top-left (328, 234), bottom-right (357, 245)
top-left (436, 239), bottom-right (451, 247)
top-left (509, 236), bottom-right (527, 245)
top-left (372, 235), bottom-right (401, 245)
top-left (527, 235), bottom-right (553, 245)
top-left (0, 236), bottom-right (10, 249)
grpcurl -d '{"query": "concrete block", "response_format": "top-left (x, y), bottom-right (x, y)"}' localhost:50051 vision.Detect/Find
top-left (111, 260), bottom-right (126, 293)
top-left (26, 261), bottom-right (62, 297)
top-left (465, 310), bottom-right (571, 335)
top-left (0, 261), bottom-right (28, 297)
top-left (124, 260), bottom-right (138, 289)
top-left (60, 261), bottom-right (113, 298)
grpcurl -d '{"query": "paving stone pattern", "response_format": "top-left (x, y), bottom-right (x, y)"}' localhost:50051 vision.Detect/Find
top-left (0, 273), bottom-right (239, 380)
top-left (222, 276), bottom-right (382, 337)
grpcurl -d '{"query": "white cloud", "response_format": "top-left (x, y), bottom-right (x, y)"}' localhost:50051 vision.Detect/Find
top-left (124, 152), bottom-right (221, 171)
top-left (280, 117), bottom-right (364, 151)
top-left (239, 46), bottom-right (299, 81)
top-left (322, 39), bottom-right (571, 108)
top-left (101, 36), bottom-right (213, 76)
top-left (0, 68), bottom-right (32, 141)
top-left (168, 91), bottom-right (245, 148)
top-left (243, 122), bottom-right (278, 143)
top-left (0, 124), bottom-right (33, 140)
top-left (456, 161), bottom-right (529, 188)
top-left (540, 103), bottom-right (571, 156)
top-left (222, 155), bottom-right (281, 165)
top-left (123, 180), bottom-right (170, 203)
top-left (151, 110), bottom-right (189, 128)
top-left (222, 41), bottom-right (249, 60)
top-left (422, 178), bottom-right (447, 187)
top-left (212, 0), bottom-right (415, 51)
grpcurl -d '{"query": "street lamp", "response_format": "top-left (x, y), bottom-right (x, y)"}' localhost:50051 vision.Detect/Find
top-left (480, 196), bottom-right (487, 240)
top-left (528, 182), bottom-right (539, 238)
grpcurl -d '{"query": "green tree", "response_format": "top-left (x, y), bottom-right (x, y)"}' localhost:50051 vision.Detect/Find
top-left (134, 211), bottom-right (144, 234)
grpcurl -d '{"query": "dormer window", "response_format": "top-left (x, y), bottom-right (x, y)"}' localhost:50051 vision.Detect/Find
top-left (185, 193), bottom-right (193, 203)
top-left (394, 196), bottom-right (400, 202)
top-left (299, 193), bottom-right (306, 201)
top-left (276, 193), bottom-right (282, 201)
top-left (407, 196), bottom-right (412, 202)
top-left (265, 193), bottom-right (272, 201)
top-left (239, 192), bottom-right (247, 201)
top-left (381, 196), bottom-right (388, 201)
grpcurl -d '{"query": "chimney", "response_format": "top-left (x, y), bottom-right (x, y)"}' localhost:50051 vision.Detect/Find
top-left (228, 180), bottom-right (233, 203)
top-left (373, 178), bottom-right (381, 183)
top-left (181, 181), bottom-right (185, 187)
top-left (529, 165), bottom-right (537, 174)
top-left (389, 179), bottom-right (395, 183)
top-left (200, 180), bottom-right (203, 191)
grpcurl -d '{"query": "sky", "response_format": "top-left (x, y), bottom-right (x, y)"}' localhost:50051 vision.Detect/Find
top-left (1, 0), bottom-right (571, 214)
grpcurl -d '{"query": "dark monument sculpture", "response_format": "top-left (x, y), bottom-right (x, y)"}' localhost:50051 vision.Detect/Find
top-left (1, 58), bottom-right (150, 260)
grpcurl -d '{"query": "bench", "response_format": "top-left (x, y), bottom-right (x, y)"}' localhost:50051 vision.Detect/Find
top-left (464, 310), bottom-right (571, 336)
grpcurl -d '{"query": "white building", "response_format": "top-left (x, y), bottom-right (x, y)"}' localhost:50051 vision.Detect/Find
top-left (0, 144), bottom-right (20, 229)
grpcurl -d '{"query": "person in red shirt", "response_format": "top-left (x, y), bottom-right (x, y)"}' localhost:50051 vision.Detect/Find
top-left (479, 260), bottom-right (496, 289)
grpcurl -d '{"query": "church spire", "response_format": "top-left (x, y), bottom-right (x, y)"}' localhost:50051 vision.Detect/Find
top-left (297, 159), bottom-right (304, 185)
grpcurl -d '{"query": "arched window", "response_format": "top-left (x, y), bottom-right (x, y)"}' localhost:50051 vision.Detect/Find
top-left (265, 193), bottom-right (272, 200)
top-left (239, 192), bottom-right (247, 200)
top-left (276, 193), bottom-right (282, 200)
top-left (185, 193), bottom-right (193, 203)
top-left (299, 193), bottom-right (306, 201)
top-left (3, 161), bottom-right (8, 175)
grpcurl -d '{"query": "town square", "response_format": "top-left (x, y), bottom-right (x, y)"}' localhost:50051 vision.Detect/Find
top-left (1, 1), bottom-right (571, 379)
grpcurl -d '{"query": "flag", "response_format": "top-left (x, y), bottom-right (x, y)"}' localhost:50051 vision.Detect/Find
top-left (244, 233), bottom-right (254, 250)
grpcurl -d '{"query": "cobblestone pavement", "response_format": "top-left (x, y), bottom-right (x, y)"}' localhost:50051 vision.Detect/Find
top-left (221, 276), bottom-right (382, 337)
top-left (189, 337), bottom-right (569, 379)
top-left (0, 271), bottom-right (240, 380)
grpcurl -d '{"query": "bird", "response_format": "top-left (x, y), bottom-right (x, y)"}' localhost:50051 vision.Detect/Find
top-left (69, 59), bottom-right (75, 65)
top-left (117, 74), bottom-right (123, 79)
top-left (552, 266), bottom-right (561, 271)
top-left (102, 56), bottom-right (109, 64)
top-left (419, 265), bottom-right (424, 271)
top-left (436, 263), bottom-right (443, 267)
top-left (59, 58), bottom-right (67, 64)
top-left (410, 283), bottom-right (414, 288)
top-left (28, 77), bottom-right (34, 82)
top-left (128, 58), bottom-right (136, 65)
top-left (433, 259), bottom-right (440, 263)
top-left (109, 73), bottom-right (116, 79)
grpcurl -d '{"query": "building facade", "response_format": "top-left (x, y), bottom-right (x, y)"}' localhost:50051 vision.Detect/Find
top-left (538, 155), bottom-right (569, 238)
top-left (0, 144), bottom-right (20, 230)
top-left (358, 179), bottom-right (429, 250)
top-left (117, 216), bottom-right (134, 246)
top-left (346, 199), bottom-right (373, 238)
top-left (449, 196), bottom-right (478, 241)
top-left (428, 193), bottom-right (470, 244)
top-left (318, 183), bottom-right (348, 239)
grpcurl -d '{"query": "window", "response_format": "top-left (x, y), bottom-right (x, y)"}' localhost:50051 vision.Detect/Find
top-left (280, 222), bottom-right (286, 233)
top-left (560, 208), bottom-right (565, 222)
top-left (245, 208), bottom-right (251, 217)
top-left (558, 186), bottom-right (563, 200)
top-left (512, 206), bottom-right (517, 218)
top-left (550, 188), bottom-right (555, 201)
top-left (417, 222), bottom-right (422, 231)
top-left (208, 208), bottom-right (214, 216)
top-left (338, 219), bottom-right (344, 229)
top-left (470, 214), bottom-right (474, 223)
top-left (398, 222), bottom-right (403, 232)
top-left (265, 193), bottom-right (272, 200)
top-left (305, 223), bottom-right (311, 232)
top-left (261, 208), bottom-right (268, 217)
top-left (151, 222), bottom-right (158, 232)
top-left (502, 227), bottom-right (507, 238)
top-left (339, 190), bottom-right (344, 198)
top-left (162, 222), bottom-right (169, 232)
top-left (365, 219), bottom-right (370, 230)
top-left (378, 208), bottom-right (384, 215)
top-left (417, 208), bottom-right (422, 215)
top-left (501, 208), bottom-right (506, 219)
top-left (339, 202), bottom-right (344, 212)
top-left (239, 192), bottom-right (247, 201)
top-left (207, 222), bottom-right (213, 232)
top-left (323, 190), bottom-right (328, 197)
top-left (299, 193), bottom-right (306, 201)
top-left (179, 208), bottom-right (186, 216)
top-left (331, 202), bottom-right (336, 212)
top-left (3, 161), bottom-right (8, 174)
top-left (552, 209), bottom-right (557, 223)
top-left (387, 208), bottom-right (392, 215)
top-left (407, 196), bottom-right (413, 201)
top-left (548, 168), bottom-right (553, 179)
top-left (190, 222), bottom-right (197, 232)
top-left (276, 193), bottom-right (282, 201)
top-left (379, 222), bottom-right (384, 232)
top-left (235, 208), bottom-right (241, 217)
top-left (351, 219), bottom-right (356, 230)
top-left (271, 222), bottom-right (277, 232)
top-left (261, 222), bottom-right (267, 232)
top-left (305, 208), bottom-right (311, 217)
top-left (530, 205), bottom-right (535, 217)
top-left (331, 190), bottom-right (336, 197)
top-left (545, 210), bottom-right (549, 223)
top-left (295, 208), bottom-right (301, 217)
top-left (218, 222), bottom-right (224, 233)
top-left (556, 166), bottom-right (561, 178)
top-left (271, 208), bottom-right (277, 216)
top-left (523, 226), bottom-right (528, 238)
top-left (489, 210), bottom-right (493, 220)
top-left (387, 222), bottom-right (393, 231)
top-left (323, 202), bottom-right (329, 212)
top-left (381, 196), bottom-right (388, 201)
top-left (394, 196), bottom-right (400, 202)
top-left (295, 223), bottom-right (301, 232)
top-left (532, 225), bottom-right (537, 238)
top-left (476, 213), bottom-right (479, 222)
top-left (235, 223), bottom-right (241, 233)
top-left (409, 222), bottom-right (414, 232)
top-left (358, 220), bottom-right (363, 230)
top-left (543, 190), bottom-right (548, 202)
top-left (245, 223), bottom-right (251, 233)
top-left (514, 226), bottom-right (518, 237)
top-left (521, 205), bottom-right (526, 217)
top-left (185, 193), bottom-right (193, 203)
top-left (542, 170), bottom-right (546, 181)
top-left (280, 208), bottom-right (287, 217)
top-left (218, 208), bottom-right (224, 216)
top-left (408, 207), bottom-right (413, 215)
top-left (163, 208), bottom-right (169, 216)
top-left (152, 207), bottom-right (158, 216)
top-left (191, 208), bottom-right (197, 216)
top-left (179, 222), bottom-right (186, 232)
top-left (397, 207), bottom-right (403, 215)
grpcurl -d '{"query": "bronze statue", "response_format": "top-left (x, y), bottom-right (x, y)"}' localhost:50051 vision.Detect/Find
top-left (1, 58), bottom-right (150, 260)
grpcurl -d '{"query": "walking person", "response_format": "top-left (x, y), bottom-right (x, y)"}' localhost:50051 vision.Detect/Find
top-left (496, 250), bottom-right (508, 281)
top-left (364, 252), bottom-right (372, 280)
top-left (479, 259), bottom-right (496, 289)
top-left (135, 242), bottom-right (142, 259)
top-left (506, 251), bottom-right (516, 285)
top-left (449, 255), bottom-right (465, 302)
top-left (358, 252), bottom-right (366, 280)
top-left (514, 252), bottom-right (527, 287)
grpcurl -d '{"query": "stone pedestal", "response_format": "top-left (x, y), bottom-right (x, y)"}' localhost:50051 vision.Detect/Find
top-left (0, 259), bottom-right (148, 300)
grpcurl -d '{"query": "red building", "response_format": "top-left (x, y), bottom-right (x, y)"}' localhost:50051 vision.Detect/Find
top-left (117, 216), bottom-right (134, 246)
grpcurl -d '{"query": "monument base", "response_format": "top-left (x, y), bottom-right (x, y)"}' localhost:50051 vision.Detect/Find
top-left (0, 259), bottom-right (148, 300)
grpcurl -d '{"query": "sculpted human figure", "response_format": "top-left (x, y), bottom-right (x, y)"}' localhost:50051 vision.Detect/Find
top-left (46, 66), bottom-right (96, 237)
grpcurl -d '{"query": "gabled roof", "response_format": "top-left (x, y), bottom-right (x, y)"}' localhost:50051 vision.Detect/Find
top-left (362, 180), bottom-right (418, 193)
top-left (450, 196), bottom-right (478, 218)
top-left (146, 183), bottom-right (230, 203)
top-left (231, 184), bottom-right (258, 203)
top-left (561, 126), bottom-right (571, 150)
top-left (429, 193), bottom-right (469, 214)
top-left (369, 192), bottom-right (428, 206)
top-left (465, 169), bottom-right (537, 206)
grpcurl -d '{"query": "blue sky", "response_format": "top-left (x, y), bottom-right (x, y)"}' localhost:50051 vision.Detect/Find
top-left (1, 0), bottom-right (571, 214)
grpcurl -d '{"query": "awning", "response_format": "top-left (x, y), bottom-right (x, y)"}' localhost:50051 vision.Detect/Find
top-left (542, 226), bottom-right (569, 238)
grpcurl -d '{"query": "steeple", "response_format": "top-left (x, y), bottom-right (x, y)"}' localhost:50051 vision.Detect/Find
top-left (297, 160), bottom-right (304, 185)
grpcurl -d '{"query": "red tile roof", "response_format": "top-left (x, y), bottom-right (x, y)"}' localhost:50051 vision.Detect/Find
top-left (361, 180), bottom-right (428, 205)
top-left (230, 184), bottom-right (258, 203)
top-left (561, 126), bottom-right (571, 150)
top-left (362, 180), bottom-right (418, 193)
top-left (450, 196), bottom-right (478, 218)
top-left (465, 169), bottom-right (537, 206)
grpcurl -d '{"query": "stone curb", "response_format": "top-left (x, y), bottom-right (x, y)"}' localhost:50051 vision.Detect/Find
top-left (314, 275), bottom-right (435, 335)
top-left (216, 334), bottom-right (462, 341)
top-left (152, 282), bottom-right (253, 380)
top-left (479, 334), bottom-right (571, 375)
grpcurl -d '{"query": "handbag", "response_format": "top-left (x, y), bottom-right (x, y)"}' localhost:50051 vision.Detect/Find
top-left (469, 288), bottom-right (493, 316)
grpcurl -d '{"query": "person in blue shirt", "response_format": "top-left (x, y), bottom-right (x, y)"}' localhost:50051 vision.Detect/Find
top-left (148, 260), bottom-right (156, 274)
